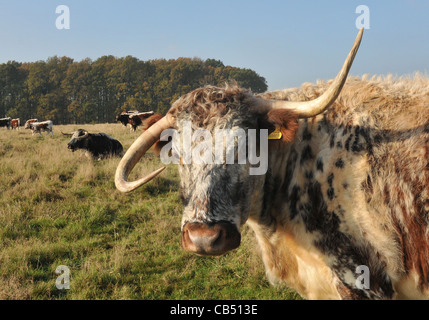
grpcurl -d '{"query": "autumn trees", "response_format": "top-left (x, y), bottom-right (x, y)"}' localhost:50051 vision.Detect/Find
top-left (0, 56), bottom-right (267, 124)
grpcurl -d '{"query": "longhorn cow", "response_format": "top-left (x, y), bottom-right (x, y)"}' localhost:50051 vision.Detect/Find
top-left (11, 118), bottom-right (20, 130)
top-left (64, 129), bottom-right (123, 159)
top-left (115, 29), bottom-right (429, 299)
top-left (116, 111), bottom-right (157, 132)
top-left (25, 120), bottom-right (53, 136)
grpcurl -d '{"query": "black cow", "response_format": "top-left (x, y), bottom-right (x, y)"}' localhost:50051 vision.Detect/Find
top-left (64, 129), bottom-right (123, 159)
top-left (0, 117), bottom-right (11, 130)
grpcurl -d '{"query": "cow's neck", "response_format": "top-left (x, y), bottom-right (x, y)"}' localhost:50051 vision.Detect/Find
top-left (247, 119), bottom-right (342, 299)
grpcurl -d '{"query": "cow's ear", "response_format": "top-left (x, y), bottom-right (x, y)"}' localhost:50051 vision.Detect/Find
top-left (259, 109), bottom-right (299, 143)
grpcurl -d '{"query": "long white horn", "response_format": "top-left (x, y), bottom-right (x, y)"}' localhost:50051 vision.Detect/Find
top-left (115, 114), bottom-right (175, 193)
top-left (272, 28), bottom-right (364, 118)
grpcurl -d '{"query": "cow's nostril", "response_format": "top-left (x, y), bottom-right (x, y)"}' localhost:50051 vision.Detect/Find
top-left (187, 227), bottom-right (221, 249)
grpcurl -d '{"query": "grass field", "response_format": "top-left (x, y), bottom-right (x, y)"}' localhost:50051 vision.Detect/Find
top-left (0, 123), bottom-right (301, 300)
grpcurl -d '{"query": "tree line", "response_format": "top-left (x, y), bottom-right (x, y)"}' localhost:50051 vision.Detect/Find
top-left (0, 56), bottom-right (267, 124)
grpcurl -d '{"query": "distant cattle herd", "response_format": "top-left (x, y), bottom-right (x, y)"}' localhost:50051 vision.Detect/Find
top-left (1, 110), bottom-right (158, 159)
top-left (0, 117), bottom-right (18, 130)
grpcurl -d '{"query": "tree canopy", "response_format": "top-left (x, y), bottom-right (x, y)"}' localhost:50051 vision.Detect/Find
top-left (0, 56), bottom-right (267, 124)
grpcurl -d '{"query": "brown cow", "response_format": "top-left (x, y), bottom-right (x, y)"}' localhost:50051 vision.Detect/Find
top-left (11, 118), bottom-right (20, 130)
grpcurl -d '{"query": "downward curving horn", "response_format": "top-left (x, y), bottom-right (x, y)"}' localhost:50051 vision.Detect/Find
top-left (77, 130), bottom-right (90, 140)
top-left (115, 114), bottom-right (175, 193)
top-left (272, 28), bottom-right (364, 118)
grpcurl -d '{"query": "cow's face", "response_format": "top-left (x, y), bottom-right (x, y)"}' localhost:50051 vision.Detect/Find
top-left (115, 86), bottom-right (299, 256)
top-left (163, 86), bottom-right (299, 256)
top-left (67, 129), bottom-right (89, 151)
top-left (176, 122), bottom-right (262, 256)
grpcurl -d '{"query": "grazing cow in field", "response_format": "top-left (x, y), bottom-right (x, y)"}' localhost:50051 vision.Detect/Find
top-left (116, 111), bottom-right (138, 130)
top-left (128, 111), bottom-right (156, 132)
top-left (64, 129), bottom-right (123, 159)
top-left (25, 120), bottom-right (53, 136)
top-left (24, 119), bottom-right (38, 129)
top-left (11, 118), bottom-right (20, 130)
top-left (116, 111), bottom-right (156, 132)
top-left (0, 117), bottom-right (11, 129)
top-left (115, 29), bottom-right (429, 300)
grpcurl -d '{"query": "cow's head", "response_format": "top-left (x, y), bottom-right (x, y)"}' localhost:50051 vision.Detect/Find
top-left (67, 129), bottom-right (90, 152)
top-left (24, 119), bottom-right (38, 129)
top-left (115, 29), bottom-right (363, 256)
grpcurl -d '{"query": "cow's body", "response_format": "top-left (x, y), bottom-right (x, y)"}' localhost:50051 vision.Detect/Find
top-left (251, 75), bottom-right (429, 299)
top-left (67, 129), bottom-right (123, 159)
top-left (115, 30), bottom-right (429, 299)
top-left (11, 118), bottom-right (20, 130)
top-left (0, 117), bottom-right (11, 129)
top-left (25, 120), bottom-right (53, 136)
top-left (116, 111), bottom-right (137, 129)
top-left (128, 111), bottom-right (155, 131)
top-left (116, 111), bottom-right (156, 132)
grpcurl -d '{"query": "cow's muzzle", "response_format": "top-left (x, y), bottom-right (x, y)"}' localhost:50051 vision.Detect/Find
top-left (181, 221), bottom-right (241, 256)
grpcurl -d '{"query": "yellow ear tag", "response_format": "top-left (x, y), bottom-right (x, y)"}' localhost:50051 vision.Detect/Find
top-left (268, 128), bottom-right (282, 140)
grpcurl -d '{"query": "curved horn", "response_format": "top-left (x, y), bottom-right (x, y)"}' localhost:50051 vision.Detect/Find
top-left (115, 114), bottom-right (175, 193)
top-left (272, 28), bottom-right (364, 118)
top-left (75, 130), bottom-right (89, 140)
top-left (61, 131), bottom-right (74, 136)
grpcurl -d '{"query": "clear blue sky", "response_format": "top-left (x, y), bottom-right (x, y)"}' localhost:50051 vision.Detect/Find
top-left (0, 0), bottom-right (428, 90)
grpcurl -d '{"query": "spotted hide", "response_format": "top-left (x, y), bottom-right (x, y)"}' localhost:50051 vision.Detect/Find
top-left (254, 74), bottom-right (429, 299)
top-left (25, 120), bottom-right (53, 136)
top-left (129, 111), bottom-right (156, 132)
